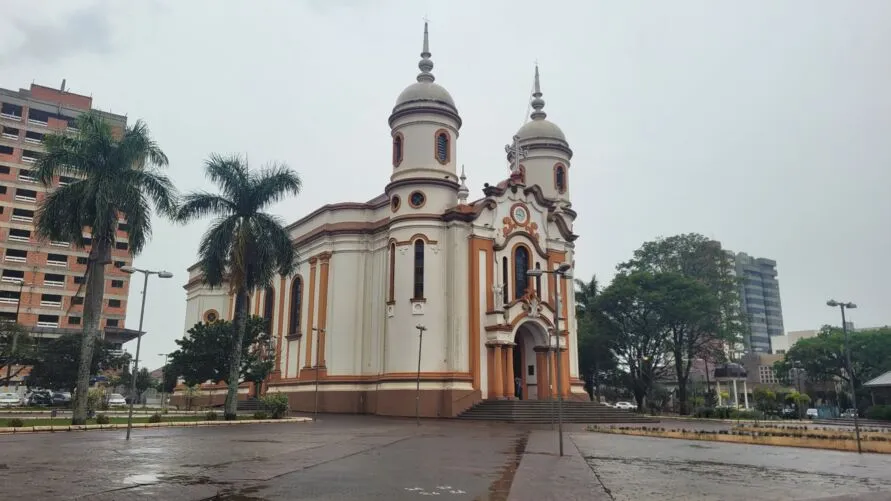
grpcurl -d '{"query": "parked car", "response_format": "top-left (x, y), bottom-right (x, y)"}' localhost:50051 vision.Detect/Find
top-left (51, 392), bottom-right (72, 407)
top-left (0, 392), bottom-right (23, 407)
top-left (806, 408), bottom-right (819, 419)
top-left (781, 407), bottom-right (798, 419)
top-left (614, 401), bottom-right (636, 410)
top-left (27, 391), bottom-right (53, 407)
top-left (107, 393), bottom-right (127, 407)
top-left (841, 408), bottom-right (858, 419)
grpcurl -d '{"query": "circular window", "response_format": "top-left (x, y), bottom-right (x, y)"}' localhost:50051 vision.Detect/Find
top-left (391, 195), bottom-right (401, 212)
top-left (204, 310), bottom-right (219, 323)
top-left (408, 191), bottom-right (426, 209)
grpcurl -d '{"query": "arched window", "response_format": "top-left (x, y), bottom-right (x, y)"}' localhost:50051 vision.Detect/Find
top-left (388, 243), bottom-right (396, 302)
top-left (534, 262), bottom-right (542, 297)
top-left (413, 240), bottom-right (425, 299)
top-left (554, 165), bottom-right (567, 193)
top-left (514, 247), bottom-right (530, 299)
top-left (392, 134), bottom-right (403, 167)
top-left (288, 277), bottom-right (302, 334)
top-left (435, 131), bottom-right (449, 164)
top-left (502, 257), bottom-right (509, 305)
top-left (263, 286), bottom-right (275, 329)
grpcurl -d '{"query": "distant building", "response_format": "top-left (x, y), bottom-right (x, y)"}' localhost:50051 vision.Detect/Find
top-left (729, 252), bottom-right (785, 353)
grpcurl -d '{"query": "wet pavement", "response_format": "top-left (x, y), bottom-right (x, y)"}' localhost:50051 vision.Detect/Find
top-left (575, 432), bottom-right (891, 500)
top-left (0, 415), bottom-right (527, 500)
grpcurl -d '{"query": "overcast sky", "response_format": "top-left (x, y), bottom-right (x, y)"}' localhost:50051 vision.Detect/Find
top-left (2, 1), bottom-right (889, 371)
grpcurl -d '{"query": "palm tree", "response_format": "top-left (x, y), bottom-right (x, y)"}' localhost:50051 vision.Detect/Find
top-left (33, 111), bottom-right (176, 424)
top-left (175, 154), bottom-right (300, 419)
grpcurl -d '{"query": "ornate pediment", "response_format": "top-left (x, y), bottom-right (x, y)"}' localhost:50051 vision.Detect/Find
top-left (502, 202), bottom-right (539, 241)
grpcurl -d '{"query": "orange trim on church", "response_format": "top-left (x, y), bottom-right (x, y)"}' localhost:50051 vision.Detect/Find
top-left (303, 257), bottom-right (318, 369)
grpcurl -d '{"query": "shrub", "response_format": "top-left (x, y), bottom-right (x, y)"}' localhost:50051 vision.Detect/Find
top-left (694, 407), bottom-right (715, 418)
top-left (253, 411), bottom-right (269, 420)
top-left (7, 418), bottom-right (24, 428)
top-left (261, 393), bottom-right (289, 419)
top-left (730, 409), bottom-right (764, 420)
top-left (95, 414), bottom-right (111, 425)
top-left (866, 405), bottom-right (891, 421)
top-left (87, 388), bottom-right (105, 413)
top-left (148, 413), bottom-right (162, 423)
top-left (204, 411), bottom-right (219, 421)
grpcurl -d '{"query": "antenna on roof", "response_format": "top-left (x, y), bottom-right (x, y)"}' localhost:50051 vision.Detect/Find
top-left (61, 79), bottom-right (66, 92)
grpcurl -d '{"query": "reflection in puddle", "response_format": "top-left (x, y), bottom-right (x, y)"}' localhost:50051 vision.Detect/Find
top-left (124, 473), bottom-right (159, 484)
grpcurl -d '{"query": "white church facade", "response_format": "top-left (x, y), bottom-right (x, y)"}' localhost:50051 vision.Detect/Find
top-left (180, 24), bottom-right (587, 417)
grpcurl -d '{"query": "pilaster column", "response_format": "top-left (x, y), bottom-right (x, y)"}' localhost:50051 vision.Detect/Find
top-left (560, 346), bottom-right (570, 397)
top-left (743, 380), bottom-right (749, 409)
top-left (316, 252), bottom-right (332, 367)
top-left (732, 379), bottom-right (739, 408)
top-left (303, 257), bottom-right (318, 369)
top-left (549, 351), bottom-right (558, 399)
top-left (492, 344), bottom-right (504, 399)
top-left (504, 344), bottom-right (515, 399)
top-left (486, 345), bottom-right (495, 399)
top-left (716, 380), bottom-right (722, 406)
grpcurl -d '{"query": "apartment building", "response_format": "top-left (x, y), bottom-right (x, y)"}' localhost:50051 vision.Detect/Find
top-left (729, 251), bottom-right (785, 353)
top-left (0, 82), bottom-right (137, 358)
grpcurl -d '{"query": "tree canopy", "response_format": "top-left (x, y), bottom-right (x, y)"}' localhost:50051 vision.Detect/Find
top-left (27, 335), bottom-right (128, 392)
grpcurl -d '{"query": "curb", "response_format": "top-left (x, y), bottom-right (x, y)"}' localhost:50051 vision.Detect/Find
top-left (0, 417), bottom-right (311, 434)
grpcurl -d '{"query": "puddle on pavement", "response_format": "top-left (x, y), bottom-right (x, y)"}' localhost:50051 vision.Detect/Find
top-left (476, 432), bottom-right (529, 501)
top-left (211, 484), bottom-right (268, 500)
top-left (124, 473), bottom-right (159, 484)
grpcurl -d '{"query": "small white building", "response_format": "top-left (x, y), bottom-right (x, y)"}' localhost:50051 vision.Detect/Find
top-left (181, 24), bottom-right (586, 417)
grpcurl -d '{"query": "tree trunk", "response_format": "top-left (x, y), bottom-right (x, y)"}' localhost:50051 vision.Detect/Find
top-left (71, 241), bottom-right (109, 425)
top-left (677, 380), bottom-right (689, 415)
top-left (224, 288), bottom-right (249, 420)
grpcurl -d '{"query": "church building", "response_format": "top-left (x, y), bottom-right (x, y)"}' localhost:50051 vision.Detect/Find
top-left (181, 24), bottom-right (587, 417)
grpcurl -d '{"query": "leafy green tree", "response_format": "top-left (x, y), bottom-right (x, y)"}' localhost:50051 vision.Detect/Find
top-left (0, 322), bottom-right (36, 387)
top-left (752, 387), bottom-right (779, 415)
top-left (595, 271), bottom-right (672, 411)
top-left (33, 112), bottom-right (176, 424)
top-left (574, 275), bottom-right (618, 400)
top-left (618, 234), bottom-right (743, 414)
top-left (28, 335), bottom-right (127, 392)
top-left (168, 317), bottom-right (273, 395)
top-left (175, 154), bottom-right (299, 419)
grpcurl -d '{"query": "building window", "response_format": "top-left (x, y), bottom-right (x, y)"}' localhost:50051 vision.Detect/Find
top-left (391, 195), bottom-right (401, 212)
top-left (68, 316), bottom-right (81, 325)
top-left (76, 257), bottom-right (88, 265)
top-left (388, 243), bottom-right (396, 302)
top-left (502, 257), bottom-right (509, 305)
top-left (109, 299), bottom-right (121, 307)
top-left (115, 241), bottom-right (128, 250)
top-left (434, 130), bottom-right (449, 164)
top-left (73, 276), bottom-right (85, 284)
top-left (71, 296), bottom-right (84, 305)
top-left (534, 262), bottom-right (542, 297)
top-left (413, 239), bottom-right (424, 299)
top-left (289, 277), bottom-right (302, 334)
top-left (203, 310), bottom-right (219, 323)
top-left (554, 164), bottom-right (567, 194)
top-left (263, 286), bottom-right (275, 327)
top-left (514, 246), bottom-right (530, 299)
top-left (106, 319), bottom-right (119, 327)
top-left (113, 261), bottom-right (125, 268)
top-left (392, 133), bottom-right (404, 167)
top-left (408, 191), bottom-right (426, 209)
top-left (111, 280), bottom-right (123, 288)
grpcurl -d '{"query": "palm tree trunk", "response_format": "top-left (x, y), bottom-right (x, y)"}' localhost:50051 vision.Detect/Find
top-left (71, 241), bottom-right (109, 425)
top-left (224, 288), bottom-right (249, 420)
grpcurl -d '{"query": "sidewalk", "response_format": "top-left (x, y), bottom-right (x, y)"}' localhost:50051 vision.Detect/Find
top-left (508, 430), bottom-right (610, 501)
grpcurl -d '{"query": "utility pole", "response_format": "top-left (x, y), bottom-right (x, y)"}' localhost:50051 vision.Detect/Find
top-left (415, 324), bottom-right (427, 426)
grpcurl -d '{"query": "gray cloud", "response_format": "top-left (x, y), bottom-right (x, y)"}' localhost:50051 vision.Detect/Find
top-left (0, 1), bottom-right (113, 65)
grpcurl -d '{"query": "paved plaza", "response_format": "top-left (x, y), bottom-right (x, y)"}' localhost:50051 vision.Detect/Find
top-left (2, 416), bottom-right (891, 500)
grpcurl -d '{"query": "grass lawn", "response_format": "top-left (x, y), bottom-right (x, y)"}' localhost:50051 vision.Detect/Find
top-left (2, 415), bottom-right (255, 427)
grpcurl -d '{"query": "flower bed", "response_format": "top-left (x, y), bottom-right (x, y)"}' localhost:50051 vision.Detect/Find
top-left (588, 424), bottom-right (891, 454)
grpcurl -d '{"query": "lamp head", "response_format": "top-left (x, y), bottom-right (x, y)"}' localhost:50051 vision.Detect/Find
top-left (416, 324), bottom-right (427, 331)
top-left (845, 302), bottom-right (857, 309)
top-left (158, 271), bottom-right (174, 279)
top-left (120, 265), bottom-right (136, 274)
top-left (526, 269), bottom-right (543, 278)
top-left (556, 263), bottom-right (572, 274)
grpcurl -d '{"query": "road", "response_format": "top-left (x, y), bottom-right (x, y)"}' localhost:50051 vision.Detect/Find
top-left (0, 415), bottom-right (527, 500)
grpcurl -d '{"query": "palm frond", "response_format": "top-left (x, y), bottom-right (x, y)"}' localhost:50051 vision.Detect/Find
top-left (119, 119), bottom-right (169, 169)
top-left (176, 192), bottom-right (237, 222)
top-left (198, 216), bottom-right (240, 287)
top-left (35, 184), bottom-right (90, 245)
top-left (204, 154), bottom-right (249, 204)
top-left (250, 212), bottom-right (297, 280)
top-left (248, 163), bottom-right (301, 211)
top-left (122, 168), bottom-right (178, 217)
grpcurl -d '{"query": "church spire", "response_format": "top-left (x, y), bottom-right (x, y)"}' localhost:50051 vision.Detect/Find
top-left (417, 21), bottom-right (435, 83)
top-left (530, 64), bottom-right (546, 120)
top-left (457, 165), bottom-right (469, 202)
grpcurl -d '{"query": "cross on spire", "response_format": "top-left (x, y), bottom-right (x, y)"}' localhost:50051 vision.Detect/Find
top-left (504, 134), bottom-right (527, 174)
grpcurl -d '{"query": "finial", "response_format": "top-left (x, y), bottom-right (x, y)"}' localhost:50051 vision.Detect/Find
top-left (417, 21), bottom-right (435, 83)
top-left (457, 165), bottom-right (469, 202)
top-left (530, 64), bottom-right (546, 120)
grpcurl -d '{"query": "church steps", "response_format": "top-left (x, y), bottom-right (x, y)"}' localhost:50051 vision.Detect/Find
top-left (457, 400), bottom-right (658, 424)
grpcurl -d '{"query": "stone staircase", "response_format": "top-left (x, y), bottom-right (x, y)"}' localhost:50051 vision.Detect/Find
top-left (458, 400), bottom-right (658, 424)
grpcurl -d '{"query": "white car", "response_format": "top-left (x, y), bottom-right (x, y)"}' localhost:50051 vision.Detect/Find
top-left (107, 393), bottom-right (127, 407)
top-left (0, 392), bottom-right (23, 407)
top-left (614, 401), bottom-right (636, 410)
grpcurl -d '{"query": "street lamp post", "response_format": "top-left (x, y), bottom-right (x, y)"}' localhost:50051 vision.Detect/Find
top-left (158, 352), bottom-right (169, 412)
top-left (527, 263), bottom-right (572, 457)
top-left (311, 327), bottom-right (324, 421)
top-left (415, 324), bottom-right (426, 426)
top-left (120, 266), bottom-right (173, 440)
top-left (826, 299), bottom-right (862, 454)
top-left (5, 281), bottom-right (30, 386)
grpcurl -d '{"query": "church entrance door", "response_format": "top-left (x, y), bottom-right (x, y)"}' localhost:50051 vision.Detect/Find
top-left (513, 321), bottom-right (551, 400)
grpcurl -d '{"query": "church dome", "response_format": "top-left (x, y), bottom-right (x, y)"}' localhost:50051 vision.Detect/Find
top-left (514, 65), bottom-right (567, 144)
top-left (390, 22), bottom-right (460, 121)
